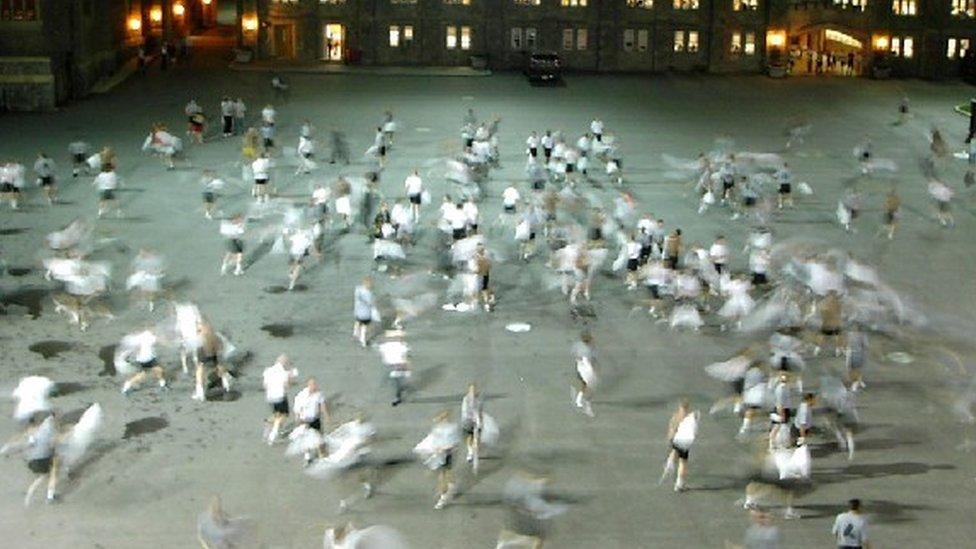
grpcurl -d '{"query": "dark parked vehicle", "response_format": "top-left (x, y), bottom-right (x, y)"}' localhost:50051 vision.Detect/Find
top-left (526, 52), bottom-right (562, 83)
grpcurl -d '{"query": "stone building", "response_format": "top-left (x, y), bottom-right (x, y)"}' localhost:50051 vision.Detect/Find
top-left (0, 0), bottom-right (213, 110)
top-left (245, 0), bottom-right (976, 77)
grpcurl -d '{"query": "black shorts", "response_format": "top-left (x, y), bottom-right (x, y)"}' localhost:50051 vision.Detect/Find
top-left (203, 191), bottom-right (215, 203)
top-left (665, 255), bottom-right (678, 270)
top-left (271, 399), bottom-right (289, 415)
top-left (0, 183), bottom-right (14, 193)
top-left (28, 457), bottom-right (53, 475)
top-left (648, 284), bottom-right (661, 299)
top-left (752, 272), bottom-right (768, 285)
top-left (378, 146), bottom-right (387, 157)
top-left (779, 183), bottom-right (791, 195)
top-left (464, 138), bottom-right (474, 148)
top-left (714, 263), bottom-right (725, 274)
top-left (200, 355), bottom-right (218, 367)
top-left (356, 316), bottom-right (372, 325)
top-left (589, 228), bottom-right (603, 241)
top-left (744, 196), bottom-right (756, 207)
top-left (302, 152), bottom-right (313, 160)
top-left (254, 178), bottom-right (268, 186)
top-left (566, 164), bottom-right (575, 174)
top-left (73, 153), bottom-right (86, 164)
top-left (437, 450), bottom-right (454, 471)
top-left (462, 420), bottom-right (477, 436)
top-left (138, 358), bottom-right (158, 370)
top-left (39, 176), bottom-right (53, 187)
top-left (306, 418), bottom-right (322, 432)
top-left (409, 193), bottom-right (421, 205)
top-left (504, 204), bottom-right (516, 213)
top-left (671, 443), bottom-right (690, 461)
top-left (100, 189), bottom-right (115, 201)
top-left (263, 138), bottom-right (274, 148)
top-left (532, 180), bottom-right (545, 191)
top-left (884, 211), bottom-right (895, 224)
top-left (723, 180), bottom-right (734, 191)
top-left (627, 258), bottom-right (639, 272)
top-left (480, 274), bottom-right (490, 290)
top-left (529, 147), bottom-right (537, 157)
top-left (543, 147), bottom-right (552, 159)
top-left (938, 200), bottom-right (950, 212)
top-left (227, 238), bottom-right (244, 254)
top-left (452, 228), bottom-right (466, 240)
top-left (821, 327), bottom-right (841, 337)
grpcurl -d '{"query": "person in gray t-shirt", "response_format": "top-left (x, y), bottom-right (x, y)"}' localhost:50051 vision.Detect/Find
top-left (832, 499), bottom-right (870, 548)
top-left (353, 277), bottom-right (375, 347)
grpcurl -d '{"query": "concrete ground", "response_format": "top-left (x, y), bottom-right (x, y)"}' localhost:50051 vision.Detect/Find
top-left (1, 44), bottom-right (975, 548)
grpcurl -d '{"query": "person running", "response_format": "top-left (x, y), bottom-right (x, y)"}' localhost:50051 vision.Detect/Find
top-left (832, 499), bottom-right (871, 549)
top-left (220, 97), bottom-right (235, 137)
top-left (413, 411), bottom-right (461, 510)
top-left (219, 215), bottom-right (246, 276)
top-left (119, 329), bottom-right (168, 395)
top-left (460, 383), bottom-right (484, 472)
top-left (660, 399), bottom-right (699, 492)
top-left (293, 377), bottom-right (330, 463)
top-left (353, 277), bottom-right (375, 347)
top-left (92, 164), bottom-right (120, 218)
top-left (378, 329), bottom-right (411, 406)
top-left (251, 152), bottom-right (273, 203)
top-left (68, 140), bottom-right (91, 177)
top-left (33, 152), bottom-right (57, 205)
top-left (192, 322), bottom-right (233, 401)
top-left (262, 354), bottom-right (298, 445)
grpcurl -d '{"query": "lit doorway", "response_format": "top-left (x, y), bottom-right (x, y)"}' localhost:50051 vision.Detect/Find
top-left (324, 24), bottom-right (344, 61)
top-left (790, 28), bottom-right (864, 76)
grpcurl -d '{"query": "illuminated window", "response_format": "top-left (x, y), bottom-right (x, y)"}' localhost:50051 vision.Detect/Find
top-left (512, 27), bottom-right (523, 50)
top-left (1, 0), bottom-right (38, 20)
top-left (733, 0), bottom-right (758, 9)
top-left (675, 30), bottom-right (699, 52)
top-left (389, 25), bottom-right (400, 47)
top-left (446, 26), bottom-right (457, 49)
top-left (404, 26), bottom-right (414, 43)
top-left (526, 27), bottom-right (537, 49)
top-left (561, 0), bottom-right (587, 6)
top-left (319, 0), bottom-right (346, 4)
top-left (626, 0), bottom-right (653, 8)
top-left (460, 26), bottom-right (472, 49)
top-left (948, 37), bottom-right (971, 58)
top-left (731, 32), bottom-right (742, 54)
top-left (624, 29), bottom-right (635, 52)
top-left (673, 0), bottom-right (699, 9)
top-left (833, 0), bottom-right (867, 11)
top-left (744, 32), bottom-right (756, 54)
top-left (638, 29), bottom-right (648, 52)
top-left (562, 28), bottom-right (587, 50)
top-left (390, 0), bottom-right (417, 4)
top-left (514, 0), bottom-right (541, 4)
top-left (444, 0), bottom-right (471, 4)
top-left (890, 36), bottom-right (914, 57)
top-left (623, 29), bottom-right (650, 52)
top-left (952, 0), bottom-right (975, 16)
top-left (892, 0), bottom-right (916, 14)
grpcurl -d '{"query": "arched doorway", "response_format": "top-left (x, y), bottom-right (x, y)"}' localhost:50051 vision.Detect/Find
top-left (790, 25), bottom-right (867, 76)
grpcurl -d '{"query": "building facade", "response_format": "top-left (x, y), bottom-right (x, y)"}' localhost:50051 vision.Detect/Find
top-left (0, 0), bottom-right (216, 110)
top-left (244, 0), bottom-right (976, 77)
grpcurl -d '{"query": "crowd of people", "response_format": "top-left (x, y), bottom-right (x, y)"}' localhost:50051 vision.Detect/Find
top-left (2, 76), bottom-right (972, 548)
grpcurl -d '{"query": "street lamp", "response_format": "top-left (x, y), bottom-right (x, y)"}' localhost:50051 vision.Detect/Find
top-left (242, 15), bottom-right (259, 33)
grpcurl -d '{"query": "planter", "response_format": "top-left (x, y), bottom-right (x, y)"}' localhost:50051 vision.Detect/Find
top-left (234, 48), bottom-right (253, 63)
top-left (470, 55), bottom-right (488, 70)
top-left (768, 64), bottom-right (787, 78)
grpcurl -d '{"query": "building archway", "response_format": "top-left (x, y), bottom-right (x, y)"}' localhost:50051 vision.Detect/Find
top-left (789, 24), bottom-right (868, 76)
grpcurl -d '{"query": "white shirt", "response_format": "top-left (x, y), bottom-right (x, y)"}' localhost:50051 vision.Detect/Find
top-left (576, 136), bottom-right (591, 152)
top-left (134, 331), bottom-right (157, 363)
top-left (293, 387), bottom-right (325, 422)
top-left (590, 120), bottom-right (604, 134)
top-left (404, 174), bottom-right (423, 195)
top-left (709, 243), bottom-right (729, 264)
top-left (526, 135), bottom-right (539, 148)
top-left (262, 362), bottom-right (295, 402)
top-left (289, 231), bottom-right (312, 256)
top-left (378, 340), bottom-right (409, 365)
top-left (220, 220), bottom-right (245, 238)
top-left (93, 171), bottom-right (118, 190)
top-left (220, 100), bottom-right (234, 116)
top-left (298, 136), bottom-right (315, 155)
top-left (463, 202), bottom-right (479, 224)
top-left (312, 187), bottom-right (329, 205)
top-left (234, 101), bottom-right (246, 117)
top-left (448, 207), bottom-right (467, 230)
top-left (252, 157), bottom-right (272, 179)
top-left (541, 134), bottom-right (554, 149)
top-left (261, 106), bottom-right (276, 124)
top-left (626, 241), bottom-right (642, 259)
top-left (503, 186), bottom-right (520, 207)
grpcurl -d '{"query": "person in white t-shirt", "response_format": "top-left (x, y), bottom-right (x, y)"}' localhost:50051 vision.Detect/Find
top-left (463, 197), bottom-right (479, 234)
top-left (220, 97), bottom-right (235, 137)
top-left (220, 215), bottom-right (246, 276)
top-left (709, 235), bottom-right (730, 276)
top-left (251, 153), bottom-right (273, 203)
top-left (92, 165), bottom-right (120, 218)
top-left (378, 330), bottom-right (410, 406)
top-left (293, 377), bottom-right (330, 462)
top-left (120, 329), bottom-right (167, 395)
top-left (589, 118), bottom-right (604, 142)
top-left (263, 354), bottom-right (298, 445)
top-left (832, 499), bottom-right (870, 549)
top-left (404, 170), bottom-right (424, 220)
top-left (286, 228), bottom-right (314, 291)
top-left (525, 131), bottom-right (539, 159)
top-left (502, 185), bottom-right (520, 214)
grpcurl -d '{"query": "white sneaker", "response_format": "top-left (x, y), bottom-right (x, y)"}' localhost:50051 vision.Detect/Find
top-left (434, 494), bottom-right (448, 510)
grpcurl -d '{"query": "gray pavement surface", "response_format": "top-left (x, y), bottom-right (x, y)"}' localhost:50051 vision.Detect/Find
top-left (1, 44), bottom-right (975, 548)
